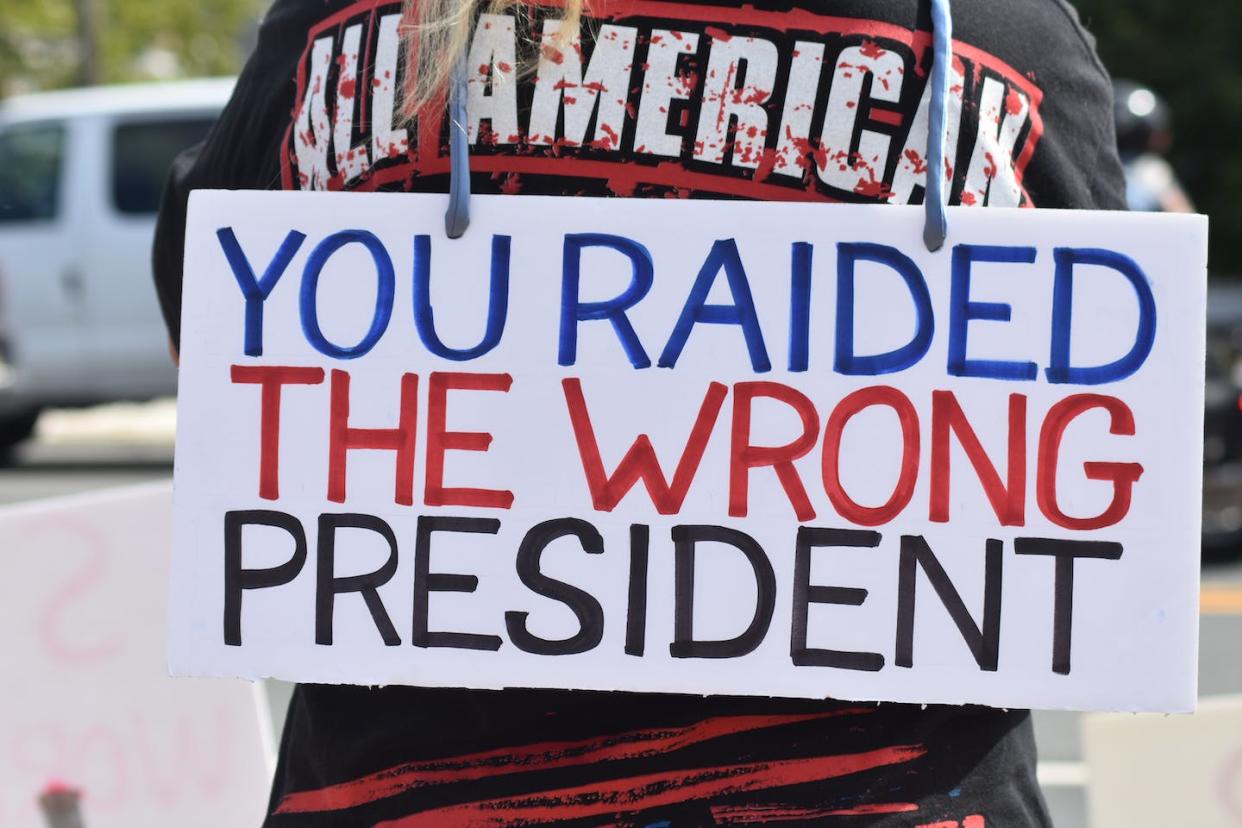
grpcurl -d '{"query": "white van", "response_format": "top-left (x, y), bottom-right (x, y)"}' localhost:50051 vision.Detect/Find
top-left (0, 79), bottom-right (233, 448)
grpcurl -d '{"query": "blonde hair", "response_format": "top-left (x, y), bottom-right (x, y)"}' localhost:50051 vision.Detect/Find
top-left (401, 0), bottom-right (587, 116)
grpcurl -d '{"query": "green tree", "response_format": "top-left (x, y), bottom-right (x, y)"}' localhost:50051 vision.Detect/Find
top-left (0, 3), bottom-right (80, 93)
top-left (0, 0), bottom-right (266, 96)
top-left (1074, 0), bottom-right (1242, 275)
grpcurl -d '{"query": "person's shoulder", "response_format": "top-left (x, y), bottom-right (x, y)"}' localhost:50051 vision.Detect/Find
top-left (952, 0), bottom-right (1109, 75)
top-left (261, 0), bottom-right (361, 20)
top-left (1020, 0), bottom-right (1108, 64)
top-left (256, 0), bottom-right (368, 40)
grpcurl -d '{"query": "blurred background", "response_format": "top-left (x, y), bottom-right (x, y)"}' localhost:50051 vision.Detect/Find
top-left (0, 0), bottom-right (263, 91)
top-left (1, 1), bottom-right (1240, 827)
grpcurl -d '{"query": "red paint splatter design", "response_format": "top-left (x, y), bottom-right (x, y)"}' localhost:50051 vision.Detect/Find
top-left (1005, 89), bottom-right (1026, 116)
top-left (712, 801), bottom-right (920, 823)
top-left (859, 39), bottom-right (887, 59)
top-left (281, 1), bottom-right (1046, 234)
top-left (374, 746), bottom-right (927, 827)
top-left (277, 711), bottom-right (872, 815)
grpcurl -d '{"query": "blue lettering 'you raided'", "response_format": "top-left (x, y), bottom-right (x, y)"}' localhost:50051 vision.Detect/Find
top-left (217, 228), bottom-right (1156, 384)
top-left (558, 236), bottom-right (772, 372)
top-left (413, 234), bottom-right (511, 361)
top-left (217, 227), bottom-right (511, 361)
top-left (299, 230), bottom-right (395, 359)
top-left (559, 233), bottom-right (655, 369)
top-left (948, 244), bottom-right (1040, 381)
top-left (1047, 247), bottom-right (1156, 385)
top-left (217, 227), bottom-right (306, 357)
top-left (834, 242), bottom-right (934, 376)
top-left (658, 239), bottom-right (771, 372)
top-left (947, 244), bottom-right (1156, 384)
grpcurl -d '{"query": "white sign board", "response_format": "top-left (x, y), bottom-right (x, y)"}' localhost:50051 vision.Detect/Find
top-left (1084, 695), bottom-right (1242, 827)
top-left (172, 192), bottom-right (1207, 712)
top-left (0, 483), bottom-right (269, 828)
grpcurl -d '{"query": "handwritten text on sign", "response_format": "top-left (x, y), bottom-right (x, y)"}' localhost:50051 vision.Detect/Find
top-left (171, 192), bottom-right (1207, 712)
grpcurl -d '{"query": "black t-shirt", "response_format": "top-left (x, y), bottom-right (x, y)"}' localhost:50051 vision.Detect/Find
top-left (154, 0), bottom-right (1123, 824)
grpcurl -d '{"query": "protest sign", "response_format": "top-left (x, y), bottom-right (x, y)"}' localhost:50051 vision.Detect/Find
top-left (1, 483), bottom-right (270, 828)
top-left (1084, 695), bottom-right (1242, 827)
top-left (171, 191), bottom-right (1207, 712)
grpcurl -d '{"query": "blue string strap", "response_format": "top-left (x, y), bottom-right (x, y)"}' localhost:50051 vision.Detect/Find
top-left (923, 0), bottom-right (953, 252)
top-left (445, 53), bottom-right (471, 239)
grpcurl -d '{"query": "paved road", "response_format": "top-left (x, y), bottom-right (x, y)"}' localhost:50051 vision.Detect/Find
top-left (1034, 559), bottom-right (1242, 827)
top-left (0, 400), bottom-right (176, 504)
top-left (0, 441), bottom-right (171, 502)
top-left (5, 399), bottom-right (1241, 827)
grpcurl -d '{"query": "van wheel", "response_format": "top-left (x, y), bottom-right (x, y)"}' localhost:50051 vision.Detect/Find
top-left (0, 409), bottom-right (40, 449)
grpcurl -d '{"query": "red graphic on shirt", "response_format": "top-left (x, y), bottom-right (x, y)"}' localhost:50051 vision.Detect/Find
top-left (276, 711), bottom-right (863, 814)
top-left (272, 709), bottom-right (947, 825)
top-left (916, 817), bottom-right (987, 828)
top-left (281, 0), bottom-right (1044, 208)
top-left (372, 748), bottom-right (926, 826)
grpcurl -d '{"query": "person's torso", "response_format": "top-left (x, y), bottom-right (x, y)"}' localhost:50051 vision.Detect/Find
top-left (239, 2), bottom-right (1119, 824)
top-left (266, 686), bottom-right (1048, 826)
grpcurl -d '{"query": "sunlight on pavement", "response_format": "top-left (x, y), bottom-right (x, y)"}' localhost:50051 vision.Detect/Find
top-left (1201, 585), bottom-right (1242, 614)
top-left (35, 398), bottom-right (177, 445)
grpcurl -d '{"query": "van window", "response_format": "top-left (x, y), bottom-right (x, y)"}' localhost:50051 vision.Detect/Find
top-left (111, 117), bottom-right (216, 215)
top-left (0, 123), bottom-right (65, 224)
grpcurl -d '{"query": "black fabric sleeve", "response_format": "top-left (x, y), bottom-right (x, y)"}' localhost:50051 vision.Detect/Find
top-left (152, 0), bottom-right (324, 349)
top-left (1048, 0), bottom-right (1128, 210)
top-left (1024, 0), bottom-right (1127, 210)
top-left (951, 0), bottom-right (1126, 211)
top-left (152, 142), bottom-right (204, 348)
